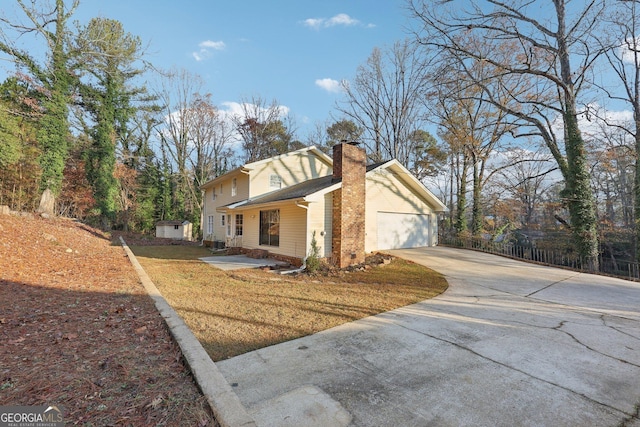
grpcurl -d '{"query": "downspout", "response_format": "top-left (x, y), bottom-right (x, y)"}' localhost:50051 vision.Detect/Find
top-left (200, 189), bottom-right (206, 246)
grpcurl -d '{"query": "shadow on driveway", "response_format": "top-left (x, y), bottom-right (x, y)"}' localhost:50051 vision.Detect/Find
top-left (216, 246), bottom-right (640, 426)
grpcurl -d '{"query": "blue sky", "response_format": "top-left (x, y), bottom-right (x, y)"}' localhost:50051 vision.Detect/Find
top-left (40, 0), bottom-right (411, 139)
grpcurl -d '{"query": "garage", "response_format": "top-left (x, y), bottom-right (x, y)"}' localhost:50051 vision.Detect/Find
top-left (376, 212), bottom-right (431, 250)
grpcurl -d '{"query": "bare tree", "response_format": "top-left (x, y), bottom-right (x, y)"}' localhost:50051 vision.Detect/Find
top-left (436, 100), bottom-right (472, 234)
top-left (431, 59), bottom-right (515, 236)
top-left (156, 68), bottom-right (203, 218)
top-left (493, 147), bottom-right (558, 228)
top-left (304, 120), bottom-right (330, 153)
top-left (338, 39), bottom-right (431, 165)
top-left (594, 0), bottom-right (640, 260)
top-left (183, 93), bottom-right (235, 185)
top-left (156, 69), bottom-right (234, 230)
top-left (586, 122), bottom-right (634, 229)
top-left (409, 0), bottom-right (606, 270)
top-left (231, 95), bottom-right (290, 162)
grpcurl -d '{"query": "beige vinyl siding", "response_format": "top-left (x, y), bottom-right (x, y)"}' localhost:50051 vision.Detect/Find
top-left (365, 169), bottom-right (436, 252)
top-left (232, 173), bottom-right (250, 201)
top-left (306, 193), bottom-right (333, 258)
top-left (202, 172), bottom-right (249, 241)
top-left (213, 173), bottom-right (249, 207)
top-left (249, 152), bottom-right (332, 198)
top-left (202, 190), bottom-right (223, 241)
top-left (239, 203), bottom-right (308, 259)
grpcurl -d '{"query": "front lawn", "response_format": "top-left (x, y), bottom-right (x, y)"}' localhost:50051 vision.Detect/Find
top-left (130, 246), bottom-right (448, 361)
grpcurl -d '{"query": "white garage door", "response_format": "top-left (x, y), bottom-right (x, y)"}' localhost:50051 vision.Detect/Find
top-left (377, 212), bottom-right (431, 250)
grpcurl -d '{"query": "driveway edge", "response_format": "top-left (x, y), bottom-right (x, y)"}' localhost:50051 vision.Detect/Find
top-left (119, 237), bottom-right (257, 427)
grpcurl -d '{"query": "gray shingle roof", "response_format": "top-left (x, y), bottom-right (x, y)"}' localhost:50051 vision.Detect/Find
top-left (242, 175), bottom-right (334, 206)
top-left (239, 163), bottom-right (385, 207)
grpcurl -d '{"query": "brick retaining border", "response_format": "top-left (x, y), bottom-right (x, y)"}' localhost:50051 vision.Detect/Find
top-left (120, 237), bottom-right (257, 427)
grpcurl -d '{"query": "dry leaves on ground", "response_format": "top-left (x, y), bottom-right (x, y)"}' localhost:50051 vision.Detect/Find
top-left (0, 213), bottom-right (217, 426)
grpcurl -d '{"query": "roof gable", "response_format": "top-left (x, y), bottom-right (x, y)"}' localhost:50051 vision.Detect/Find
top-left (243, 146), bottom-right (332, 170)
top-left (368, 160), bottom-right (447, 212)
top-left (200, 146), bottom-right (332, 190)
top-left (229, 160), bottom-right (446, 212)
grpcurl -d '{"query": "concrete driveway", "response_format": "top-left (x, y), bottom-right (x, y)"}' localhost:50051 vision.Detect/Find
top-left (216, 247), bottom-right (640, 426)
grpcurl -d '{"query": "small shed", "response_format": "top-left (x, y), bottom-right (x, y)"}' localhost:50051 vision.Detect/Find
top-left (155, 220), bottom-right (192, 241)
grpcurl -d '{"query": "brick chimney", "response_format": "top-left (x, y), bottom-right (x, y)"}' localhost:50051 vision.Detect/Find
top-left (332, 142), bottom-right (366, 268)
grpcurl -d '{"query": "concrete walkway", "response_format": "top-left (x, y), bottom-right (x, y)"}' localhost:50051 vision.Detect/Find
top-left (216, 246), bottom-right (640, 426)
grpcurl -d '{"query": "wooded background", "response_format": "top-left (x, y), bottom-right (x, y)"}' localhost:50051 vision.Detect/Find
top-left (1, 0), bottom-right (639, 270)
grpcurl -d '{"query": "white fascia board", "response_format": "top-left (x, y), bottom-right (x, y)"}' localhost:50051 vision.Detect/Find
top-left (243, 145), bottom-right (332, 171)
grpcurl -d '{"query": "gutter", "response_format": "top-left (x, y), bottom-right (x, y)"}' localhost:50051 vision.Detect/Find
top-left (200, 190), bottom-right (206, 246)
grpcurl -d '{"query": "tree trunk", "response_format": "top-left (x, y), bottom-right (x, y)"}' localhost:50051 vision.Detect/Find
top-left (471, 160), bottom-right (482, 236)
top-left (455, 154), bottom-right (469, 234)
top-left (37, 188), bottom-right (55, 216)
top-left (635, 126), bottom-right (640, 263)
top-left (555, 0), bottom-right (599, 271)
top-left (563, 111), bottom-right (599, 271)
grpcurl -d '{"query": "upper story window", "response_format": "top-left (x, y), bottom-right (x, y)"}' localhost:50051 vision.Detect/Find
top-left (212, 188), bottom-right (216, 200)
top-left (269, 174), bottom-right (282, 190)
top-left (232, 178), bottom-right (237, 197)
top-left (219, 183), bottom-right (223, 194)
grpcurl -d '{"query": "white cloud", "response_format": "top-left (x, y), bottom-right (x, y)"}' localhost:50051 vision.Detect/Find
top-left (547, 103), bottom-right (634, 145)
top-left (619, 37), bottom-right (640, 64)
top-left (315, 78), bottom-right (343, 93)
top-left (303, 18), bottom-right (324, 30)
top-left (326, 13), bottom-right (359, 27)
top-left (192, 39), bottom-right (225, 62)
top-left (302, 13), bottom-right (368, 30)
top-left (200, 40), bottom-right (226, 50)
top-left (220, 101), bottom-right (290, 122)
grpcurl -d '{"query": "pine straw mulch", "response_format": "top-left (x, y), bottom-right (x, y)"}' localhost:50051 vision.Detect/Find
top-left (0, 213), bottom-right (217, 426)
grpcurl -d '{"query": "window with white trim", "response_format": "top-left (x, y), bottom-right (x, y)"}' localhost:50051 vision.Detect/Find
top-left (212, 188), bottom-right (216, 200)
top-left (231, 178), bottom-right (237, 197)
top-left (207, 215), bottom-right (214, 235)
top-left (235, 214), bottom-right (243, 236)
top-left (221, 214), bottom-right (225, 227)
top-left (226, 214), bottom-right (232, 236)
top-left (269, 174), bottom-right (282, 190)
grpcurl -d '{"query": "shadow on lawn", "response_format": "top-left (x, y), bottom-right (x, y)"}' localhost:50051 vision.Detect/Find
top-left (0, 279), bottom-right (215, 426)
top-left (128, 245), bottom-right (213, 260)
